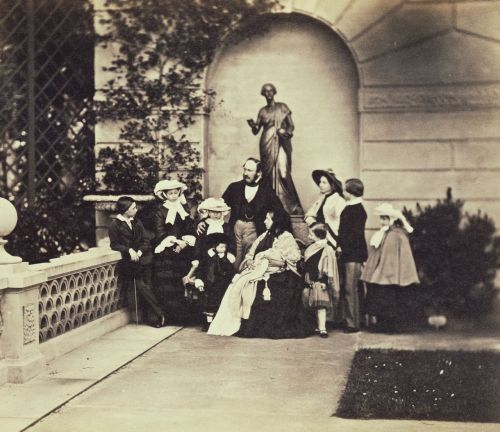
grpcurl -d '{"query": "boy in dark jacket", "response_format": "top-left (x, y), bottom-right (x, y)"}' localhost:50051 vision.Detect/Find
top-left (338, 179), bottom-right (368, 333)
top-left (109, 196), bottom-right (165, 328)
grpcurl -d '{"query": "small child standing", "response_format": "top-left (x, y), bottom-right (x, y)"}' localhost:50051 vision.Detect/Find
top-left (185, 198), bottom-right (235, 330)
top-left (193, 233), bottom-right (236, 330)
top-left (338, 178), bottom-right (368, 333)
top-left (109, 196), bottom-right (165, 328)
top-left (194, 197), bottom-right (234, 257)
top-left (303, 223), bottom-right (340, 338)
top-left (360, 203), bottom-right (419, 333)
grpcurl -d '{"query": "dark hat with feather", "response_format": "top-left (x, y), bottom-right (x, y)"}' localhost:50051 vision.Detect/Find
top-left (312, 168), bottom-right (343, 194)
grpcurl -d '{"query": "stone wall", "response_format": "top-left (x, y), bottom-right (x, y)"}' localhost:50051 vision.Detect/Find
top-left (288, 0), bottom-right (500, 231)
top-left (94, 0), bottom-right (500, 232)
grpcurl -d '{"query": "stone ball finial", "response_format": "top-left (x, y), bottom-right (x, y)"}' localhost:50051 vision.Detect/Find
top-left (0, 197), bottom-right (22, 264)
top-left (0, 198), bottom-right (18, 236)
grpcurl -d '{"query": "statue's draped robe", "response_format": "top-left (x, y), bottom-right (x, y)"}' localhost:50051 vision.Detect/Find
top-left (256, 102), bottom-right (303, 215)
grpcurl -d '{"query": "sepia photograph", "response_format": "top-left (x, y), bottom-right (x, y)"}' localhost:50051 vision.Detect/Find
top-left (0, 0), bottom-right (499, 431)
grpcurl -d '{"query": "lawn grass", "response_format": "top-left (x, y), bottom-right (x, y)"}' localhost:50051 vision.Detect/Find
top-left (336, 349), bottom-right (500, 423)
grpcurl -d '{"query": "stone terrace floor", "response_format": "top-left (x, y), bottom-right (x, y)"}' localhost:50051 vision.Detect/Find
top-left (2, 325), bottom-right (500, 432)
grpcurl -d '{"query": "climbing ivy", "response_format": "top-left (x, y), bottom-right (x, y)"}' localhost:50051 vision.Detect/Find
top-left (95, 0), bottom-right (280, 203)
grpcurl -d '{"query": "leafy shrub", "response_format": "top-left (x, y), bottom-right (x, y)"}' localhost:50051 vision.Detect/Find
top-left (404, 188), bottom-right (500, 320)
top-left (96, 137), bottom-right (204, 204)
top-left (6, 177), bottom-right (96, 263)
top-left (97, 144), bottom-right (161, 194)
top-left (94, 0), bottom-right (278, 204)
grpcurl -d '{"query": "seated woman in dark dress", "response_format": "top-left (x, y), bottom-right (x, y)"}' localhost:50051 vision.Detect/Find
top-left (207, 210), bottom-right (315, 339)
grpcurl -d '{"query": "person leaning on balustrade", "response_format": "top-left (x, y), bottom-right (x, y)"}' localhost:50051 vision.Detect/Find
top-left (108, 196), bottom-right (165, 328)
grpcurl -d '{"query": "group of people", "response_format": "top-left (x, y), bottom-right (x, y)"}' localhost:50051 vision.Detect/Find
top-left (109, 157), bottom-right (420, 338)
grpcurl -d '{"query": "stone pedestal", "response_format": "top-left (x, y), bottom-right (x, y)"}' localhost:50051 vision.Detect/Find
top-left (291, 214), bottom-right (310, 247)
top-left (0, 263), bottom-right (48, 383)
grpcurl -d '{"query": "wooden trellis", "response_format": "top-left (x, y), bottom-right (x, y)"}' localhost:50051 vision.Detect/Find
top-left (0, 0), bottom-right (94, 205)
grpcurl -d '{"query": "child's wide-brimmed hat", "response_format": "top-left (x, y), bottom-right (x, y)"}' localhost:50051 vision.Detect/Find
top-left (374, 203), bottom-right (399, 218)
top-left (153, 179), bottom-right (187, 198)
top-left (375, 203), bottom-right (414, 233)
top-left (312, 168), bottom-right (343, 193)
top-left (198, 197), bottom-right (230, 213)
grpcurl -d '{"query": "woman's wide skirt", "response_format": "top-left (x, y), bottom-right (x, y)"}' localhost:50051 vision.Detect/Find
top-left (365, 283), bottom-right (420, 325)
top-left (153, 248), bottom-right (200, 322)
top-left (238, 271), bottom-right (315, 339)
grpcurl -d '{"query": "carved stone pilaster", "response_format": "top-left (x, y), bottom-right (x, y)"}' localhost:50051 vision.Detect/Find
top-left (23, 303), bottom-right (36, 344)
top-left (359, 84), bottom-right (500, 112)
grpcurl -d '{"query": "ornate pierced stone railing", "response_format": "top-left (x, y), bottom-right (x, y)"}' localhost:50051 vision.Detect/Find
top-left (0, 199), bottom-right (129, 385)
top-left (34, 251), bottom-right (121, 343)
top-left (0, 247), bottom-right (123, 384)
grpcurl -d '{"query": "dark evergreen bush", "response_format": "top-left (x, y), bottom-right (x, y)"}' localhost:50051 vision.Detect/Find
top-left (404, 188), bottom-right (500, 320)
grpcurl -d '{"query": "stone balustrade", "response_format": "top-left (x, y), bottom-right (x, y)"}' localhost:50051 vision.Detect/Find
top-left (0, 247), bottom-right (123, 385)
top-left (31, 249), bottom-right (121, 343)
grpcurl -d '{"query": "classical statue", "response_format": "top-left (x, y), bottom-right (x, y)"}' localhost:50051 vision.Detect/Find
top-left (247, 83), bottom-right (303, 215)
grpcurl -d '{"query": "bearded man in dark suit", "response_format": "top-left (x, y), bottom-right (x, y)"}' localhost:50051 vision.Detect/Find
top-left (222, 157), bottom-right (285, 268)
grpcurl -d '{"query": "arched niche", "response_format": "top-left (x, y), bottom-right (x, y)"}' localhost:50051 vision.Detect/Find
top-left (205, 13), bottom-right (359, 211)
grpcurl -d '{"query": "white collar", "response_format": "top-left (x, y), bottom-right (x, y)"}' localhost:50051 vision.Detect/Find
top-left (244, 176), bottom-right (261, 188)
top-left (346, 197), bottom-right (363, 206)
top-left (162, 200), bottom-right (188, 225)
top-left (206, 218), bottom-right (224, 224)
top-left (244, 183), bottom-right (259, 202)
top-left (370, 226), bottom-right (389, 248)
top-left (205, 218), bottom-right (225, 235)
top-left (117, 214), bottom-right (133, 226)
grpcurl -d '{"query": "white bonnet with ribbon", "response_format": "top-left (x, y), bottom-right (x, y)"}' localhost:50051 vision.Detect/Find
top-left (154, 179), bottom-right (187, 204)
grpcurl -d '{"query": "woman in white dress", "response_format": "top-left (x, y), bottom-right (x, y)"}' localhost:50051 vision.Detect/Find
top-left (208, 210), bottom-right (315, 339)
top-left (304, 169), bottom-right (346, 324)
top-left (304, 169), bottom-right (346, 250)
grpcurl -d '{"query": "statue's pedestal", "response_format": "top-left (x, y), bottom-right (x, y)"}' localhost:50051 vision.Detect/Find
top-left (291, 215), bottom-right (310, 247)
